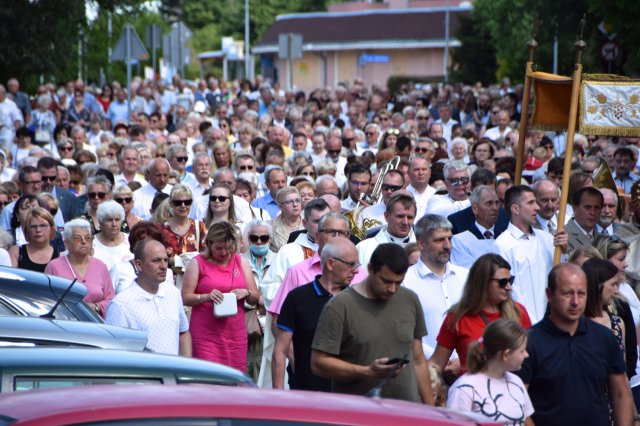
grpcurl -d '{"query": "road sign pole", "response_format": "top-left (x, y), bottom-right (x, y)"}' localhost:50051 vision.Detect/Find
top-left (126, 25), bottom-right (132, 124)
top-left (288, 34), bottom-right (293, 91)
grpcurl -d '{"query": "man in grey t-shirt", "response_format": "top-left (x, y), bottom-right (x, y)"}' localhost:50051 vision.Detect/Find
top-left (311, 243), bottom-right (433, 404)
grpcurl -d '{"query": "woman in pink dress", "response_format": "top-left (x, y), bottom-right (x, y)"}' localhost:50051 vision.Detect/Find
top-left (182, 221), bottom-right (260, 372)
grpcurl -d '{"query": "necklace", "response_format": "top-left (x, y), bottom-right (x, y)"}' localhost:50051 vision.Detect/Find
top-left (363, 284), bottom-right (368, 299)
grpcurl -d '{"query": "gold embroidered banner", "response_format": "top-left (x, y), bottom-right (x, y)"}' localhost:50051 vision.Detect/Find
top-left (580, 75), bottom-right (640, 137)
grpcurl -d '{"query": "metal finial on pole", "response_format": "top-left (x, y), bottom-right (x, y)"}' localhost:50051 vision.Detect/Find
top-left (574, 14), bottom-right (587, 65)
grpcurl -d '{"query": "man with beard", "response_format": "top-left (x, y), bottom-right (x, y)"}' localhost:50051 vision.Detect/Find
top-left (187, 152), bottom-right (213, 197)
top-left (356, 192), bottom-right (417, 267)
top-left (495, 185), bottom-right (569, 323)
top-left (402, 214), bottom-right (468, 361)
top-left (596, 188), bottom-right (619, 235)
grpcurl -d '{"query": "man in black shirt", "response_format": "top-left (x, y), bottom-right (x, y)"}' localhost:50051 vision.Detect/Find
top-left (516, 263), bottom-right (633, 425)
top-left (272, 238), bottom-right (359, 391)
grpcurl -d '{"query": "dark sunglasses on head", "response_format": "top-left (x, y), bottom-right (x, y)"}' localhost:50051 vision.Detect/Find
top-left (172, 199), bottom-right (193, 207)
top-left (114, 197), bottom-right (132, 204)
top-left (210, 195), bottom-right (229, 203)
top-left (381, 183), bottom-right (402, 192)
top-left (493, 276), bottom-right (516, 288)
top-left (88, 192), bottom-right (107, 200)
top-left (249, 234), bottom-right (270, 244)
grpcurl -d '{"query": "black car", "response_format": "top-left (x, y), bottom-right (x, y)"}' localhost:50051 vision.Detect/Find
top-left (0, 267), bottom-right (101, 322)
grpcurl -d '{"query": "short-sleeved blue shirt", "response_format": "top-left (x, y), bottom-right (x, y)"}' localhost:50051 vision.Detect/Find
top-left (515, 315), bottom-right (626, 426)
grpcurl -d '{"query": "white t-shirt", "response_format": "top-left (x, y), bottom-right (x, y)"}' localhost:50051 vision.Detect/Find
top-left (447, 371), bottom-right (534, 425)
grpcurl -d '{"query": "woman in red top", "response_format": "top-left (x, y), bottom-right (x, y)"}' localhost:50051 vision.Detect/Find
top-left (430, 253), bottom-right (531, 379)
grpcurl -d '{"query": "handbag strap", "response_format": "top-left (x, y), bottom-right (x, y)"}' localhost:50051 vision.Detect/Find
top-left (479, 312), bottom-right (491, 325)
top-left (194, 219), bottom-right (200, 247)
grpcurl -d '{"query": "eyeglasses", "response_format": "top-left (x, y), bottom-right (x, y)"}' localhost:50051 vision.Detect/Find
top-left (23, 180), bottom-right (42, 186)
top-left (72, 235), bottom-right (92, 243)
top-left (414, 147), bottom-right (432, 153)
top-left (41, 175), bottom-right (57, 182)
top-left (59, 146), bottom-right (74, 152)
top-left (365, 132), bottom-right (377, 136)
top-left (238, 165), bottom-right (255, 171)
top-left (327, 149), bottom-right (341, 155)
top-left (381, 183), bottom-right (402, 192)
top-left (88, 192), bottom-right (107, 200)
top-left (209, 195), bottom-right (229, 203)
top-left (320, 228), bottom-right (350, 238)
top-left (448, 177), bottom-right (470, 186)
top-left (172, 199), bottom-right (193, 207)
top-left (175, 156), bottom-right (188, 163)
top-left (416, 116), bottom-right (429, 120)
top-left (281, 198), bottom-right (301, 206)
top-left (492, 276), bottom-right (515, 288)
top-left (29, 223), bottom-right (50, 231)
top-left (114, 197), bottom-right (132, 204)
top-left (249, 234), bottom-right (270, 243)
top-left (331, 257), bottom-right (361, 270)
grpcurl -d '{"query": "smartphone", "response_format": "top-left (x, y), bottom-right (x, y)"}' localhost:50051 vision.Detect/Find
top-left (385, 357), bottom-right (410, 366)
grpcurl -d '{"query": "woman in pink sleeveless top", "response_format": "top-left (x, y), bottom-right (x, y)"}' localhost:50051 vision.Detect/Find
top-left (182, 221), bottom-right (260, 372)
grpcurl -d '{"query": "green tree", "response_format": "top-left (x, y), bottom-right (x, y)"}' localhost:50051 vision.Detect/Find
top-left (450, 12), bottom-right (497, 85)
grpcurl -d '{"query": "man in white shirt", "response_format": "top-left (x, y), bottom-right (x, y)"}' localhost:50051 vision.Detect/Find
top-left (425, 160), bottom-right (471, 218)
top-left (359, 169), bottom-right (405, 228)
top-left (188, 152), bottom-right (213, 197)
top-left (402, 214), bottom-right (468, 359)
top-left (532, 179), bottom-right (560, 233)
top-left (406, 155), bottom-right (436, 219)
top-left (106, 239), bottom-right (191, 356)
top-left (495, 185), bottom-right (569, 323)
top-left (357, 192), bottom-right (417, 266)
top-left (435, 104), bottom-right (458, 144)
top-left (114, 146), bottom-right (147, 188)
top-left (483, 110), bottom-right (513, 142)
top-left (341, 162), bottom-right (371, 212)
top-left (132, 158), bottom-right (173, 220)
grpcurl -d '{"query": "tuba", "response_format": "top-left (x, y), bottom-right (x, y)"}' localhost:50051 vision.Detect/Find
top-left (345, 156), bottom-right (401, 240)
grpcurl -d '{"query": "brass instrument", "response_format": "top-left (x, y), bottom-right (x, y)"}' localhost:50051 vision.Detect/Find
top-left (345, 156), bottom-right (401, 240)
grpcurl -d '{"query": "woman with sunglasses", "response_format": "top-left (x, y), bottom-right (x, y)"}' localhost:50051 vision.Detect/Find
top-left (112, 185), bottom-right (141, 233)
top-left (205, 183), bottom-right (242, 230)
top-left (270, 186), bottom-right (303, 253)
top-left (430, 254), bottom-right (531, 384)
top-left (242, 219), bottom-right (274, 380)
top-left (182, 222), bottom-right (260, 372)
top-left (79, 176), bottom-right (113, 234)
top-left (159, 184), bottom-right (207, 276)
top-left (9, 207), bottom-right (59, 273)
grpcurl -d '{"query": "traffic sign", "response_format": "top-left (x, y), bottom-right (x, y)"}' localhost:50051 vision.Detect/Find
top-left (600, 41), bottom-right (621, 62)
top-left (112, 24), bottom-right (149, 62)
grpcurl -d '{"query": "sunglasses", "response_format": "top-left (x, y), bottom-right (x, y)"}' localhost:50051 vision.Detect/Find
top-left (249, 234), bottom-right (270, 244)
top-left (238, 165), bottom-right (255, 171)
top-left (493, 276), bottom-right (516, 288)
top-left (414, 147), bottom-right (431, 153)
top-left (114, 197), bottom-right (132, 204)
top-left (41, 175), bottom-right (57, 182)
top-left (172, 199), bottom-right (193, 207)
top-left (448, 177), bottom-right (470, 186)
top-left (210, 195), bottom-right (229, 203)
top-left (59, 146), bottom-right (74, 152)
top-left (381, 183), bottom-right (402, 192)
top-left (176, 156), bottom-right (188, 163)
top-left (88, 192), bottom-right (107, 200)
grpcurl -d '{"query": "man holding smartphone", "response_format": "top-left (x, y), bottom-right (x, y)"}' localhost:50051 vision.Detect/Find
top-left (311, 243), bottom-right (434, 404)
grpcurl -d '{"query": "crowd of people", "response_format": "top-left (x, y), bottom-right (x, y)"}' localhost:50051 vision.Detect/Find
top-left (2, 72), bottom-right (640, 425)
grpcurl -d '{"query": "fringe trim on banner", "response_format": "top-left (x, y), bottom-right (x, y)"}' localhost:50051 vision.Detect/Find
top-left (530, 123), bottom-right (568, 132)
top-left (579, 125), bottom-right (640, 137)
top-left (583, 73), bottom-right (633, 82)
